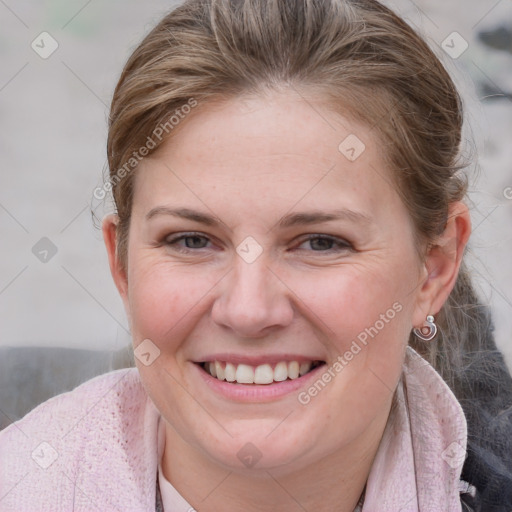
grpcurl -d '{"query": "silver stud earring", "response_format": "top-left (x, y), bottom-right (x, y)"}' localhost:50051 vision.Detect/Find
top-left (413, 315), bottom-right (437, 341)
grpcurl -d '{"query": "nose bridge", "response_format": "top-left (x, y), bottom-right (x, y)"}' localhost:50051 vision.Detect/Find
top-left (212, 253), bottom-right (293, 336)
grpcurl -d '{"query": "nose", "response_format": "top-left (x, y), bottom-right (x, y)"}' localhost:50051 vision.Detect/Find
top-left (211, 256), bottom-right (294, 338)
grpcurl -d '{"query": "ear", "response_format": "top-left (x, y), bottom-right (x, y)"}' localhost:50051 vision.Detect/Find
top-left (102, 214), bottom-right (129, 302)
top-left (412, 201), bottom-right (471, 328)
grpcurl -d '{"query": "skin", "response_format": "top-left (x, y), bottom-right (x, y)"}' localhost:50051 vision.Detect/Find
top-left (103, 89), bottom-right (471, 512)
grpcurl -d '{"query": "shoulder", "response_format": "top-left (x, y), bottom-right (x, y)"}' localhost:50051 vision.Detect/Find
top-left (0, 368), bottom-right (160, 511)
top-left (1, 367), bottom-right (145, 442)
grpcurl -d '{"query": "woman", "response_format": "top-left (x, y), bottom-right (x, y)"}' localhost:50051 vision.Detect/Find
top-left (1, 0), bottom-right (511, 510)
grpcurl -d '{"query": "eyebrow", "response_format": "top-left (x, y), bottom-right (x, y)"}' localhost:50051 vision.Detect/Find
top-left (275, 209), bottom-right (372, 229)
top-left (146, 207), bottom-right (219, 225)
top-left (146, 206), bottom-right (372, 228)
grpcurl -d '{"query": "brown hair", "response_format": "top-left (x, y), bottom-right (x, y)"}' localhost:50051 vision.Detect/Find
top-left (106, 0), bottom-right (490, 386)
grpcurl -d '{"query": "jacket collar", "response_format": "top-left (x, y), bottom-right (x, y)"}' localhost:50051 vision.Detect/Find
top-left (362, 346), bottom-right (467, 510)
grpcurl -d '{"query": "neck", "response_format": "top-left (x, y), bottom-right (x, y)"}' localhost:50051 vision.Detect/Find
top-left (162, 406), bottom-right (392, 512)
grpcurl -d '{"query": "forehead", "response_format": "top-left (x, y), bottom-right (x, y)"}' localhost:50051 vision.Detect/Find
top-left (157, 91), bottom-right (370, 170)
top-left (132, 90), bottom-right (403, 223)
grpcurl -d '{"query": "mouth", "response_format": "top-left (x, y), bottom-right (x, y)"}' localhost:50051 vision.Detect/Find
top-left (196, 360), bottom-right (326, 385)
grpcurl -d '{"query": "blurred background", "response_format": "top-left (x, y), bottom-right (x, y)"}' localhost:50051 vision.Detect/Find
top-left (1, 0), bottom-right (511, 429)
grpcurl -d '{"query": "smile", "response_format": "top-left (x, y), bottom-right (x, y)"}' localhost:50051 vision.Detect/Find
top-left (199, 360), bottom-right (325, 385)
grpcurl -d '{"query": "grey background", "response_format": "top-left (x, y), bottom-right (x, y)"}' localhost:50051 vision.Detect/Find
top-left (0, 0), bottom-right (511, 425)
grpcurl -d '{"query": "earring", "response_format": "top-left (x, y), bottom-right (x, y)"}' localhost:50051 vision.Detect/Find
top-left (413, 315), bottom-right (437, 341)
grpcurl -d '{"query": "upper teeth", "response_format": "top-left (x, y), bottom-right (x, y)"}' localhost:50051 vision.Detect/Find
top-left (205, 361), bottom-right (317, 384)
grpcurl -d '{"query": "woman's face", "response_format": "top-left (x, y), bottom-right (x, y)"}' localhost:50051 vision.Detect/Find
top-left (116, 90), bottom-right (428, 473)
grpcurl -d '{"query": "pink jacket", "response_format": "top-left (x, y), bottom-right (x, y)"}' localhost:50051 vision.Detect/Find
top-left (0, 347), bottom-right (467, 511)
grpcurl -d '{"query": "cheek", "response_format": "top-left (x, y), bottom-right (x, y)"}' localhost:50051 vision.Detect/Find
top-left (291, 263), bottom-right (413, 343)
top-left (287, 270), bottom-right (409, 429)
top-left (287, 258), bottom-right (417, 395)
top-left (127, 259), bottom-right (215, 345)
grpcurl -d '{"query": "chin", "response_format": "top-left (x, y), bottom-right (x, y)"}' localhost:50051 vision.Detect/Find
top-left (194, 415), bottom-right (335, 475)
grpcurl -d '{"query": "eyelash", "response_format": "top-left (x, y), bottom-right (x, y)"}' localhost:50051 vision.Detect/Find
top-left (163, 232), bottom-right (353, 254)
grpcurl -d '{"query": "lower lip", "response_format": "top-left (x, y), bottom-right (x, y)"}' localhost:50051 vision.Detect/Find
top-left (192, 362), bottom-right (327, 403)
